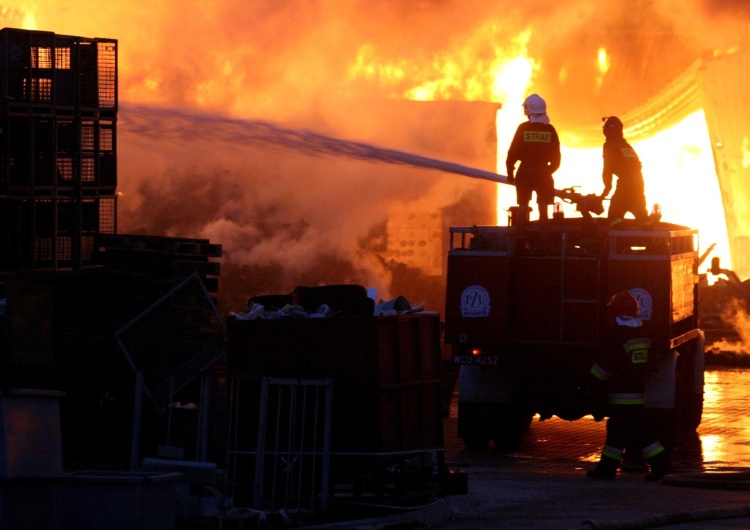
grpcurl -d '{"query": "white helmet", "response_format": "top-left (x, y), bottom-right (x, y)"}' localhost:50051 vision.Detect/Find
top-left (523, 94), bottom-right (547, 116)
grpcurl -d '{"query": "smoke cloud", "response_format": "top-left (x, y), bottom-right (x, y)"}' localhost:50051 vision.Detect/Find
top-left (117, 103), bottom-right (494, 312)
top-left (708, 298), bottom-right (750, 356)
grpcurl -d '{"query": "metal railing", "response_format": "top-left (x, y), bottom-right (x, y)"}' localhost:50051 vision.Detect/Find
top-left (226, 376), bottom-right (333, 519)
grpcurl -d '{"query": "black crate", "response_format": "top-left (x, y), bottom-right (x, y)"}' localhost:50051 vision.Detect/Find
top-left (3, 280), bottom-right (57, 388)
top-left (0, 114), bottom-right (117, 194)
top-left (92, 234), bottom-right (223, 299)
top-left (0, 195), bottom-right (116, 272)
top-left (227, 314), bottom-right (444, 454)
top-left (0, 28), bottom-right (117, 112)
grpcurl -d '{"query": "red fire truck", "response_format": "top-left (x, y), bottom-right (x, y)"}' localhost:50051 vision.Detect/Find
top-left (444, 203), bottom-right (705, 450)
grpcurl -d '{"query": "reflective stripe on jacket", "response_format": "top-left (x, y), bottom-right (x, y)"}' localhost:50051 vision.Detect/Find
top-left (607, 392), bottom-right (646, 405)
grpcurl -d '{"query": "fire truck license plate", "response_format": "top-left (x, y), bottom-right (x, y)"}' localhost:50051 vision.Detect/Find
top-left (453, 355), bottom-right (499, 365)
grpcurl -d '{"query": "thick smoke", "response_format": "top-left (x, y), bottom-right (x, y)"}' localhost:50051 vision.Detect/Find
top-left (117, 104), bottom-right (493, 313)
top-left (708, 298), bottom-right (750, 357)
top-left (1, 1), bottom-right (749, 314)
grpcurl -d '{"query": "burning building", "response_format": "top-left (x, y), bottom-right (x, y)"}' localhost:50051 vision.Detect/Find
top-left (0, 1), bottom-right (747, 316)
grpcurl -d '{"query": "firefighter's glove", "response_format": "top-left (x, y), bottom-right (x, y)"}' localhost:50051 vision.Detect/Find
top-left (507, 174), bottom-right (515, 185)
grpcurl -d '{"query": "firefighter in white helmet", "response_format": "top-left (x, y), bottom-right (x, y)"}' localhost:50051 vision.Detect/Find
top-left (585, 290), bottom-right (673, 481)
top-left (505, 94), bottom-right (561, 240)
top-left (600, 116), bottom-right (651, 228)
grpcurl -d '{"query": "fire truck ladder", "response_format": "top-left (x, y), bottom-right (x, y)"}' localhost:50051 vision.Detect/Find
top-left (557, 232), bottom-right (603, 342)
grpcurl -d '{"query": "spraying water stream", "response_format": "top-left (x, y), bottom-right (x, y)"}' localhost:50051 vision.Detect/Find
top-left (121, 104), bottom-right (510, 186)
top-left (118, 103), bottom-right (506, 313)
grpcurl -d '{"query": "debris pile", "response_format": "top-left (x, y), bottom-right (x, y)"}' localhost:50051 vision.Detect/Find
top-left (228, 284), bottom-right (425, 320)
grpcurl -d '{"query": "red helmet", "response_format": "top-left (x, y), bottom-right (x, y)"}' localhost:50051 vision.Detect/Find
top-left (606, 290), bottom-right (639, 318)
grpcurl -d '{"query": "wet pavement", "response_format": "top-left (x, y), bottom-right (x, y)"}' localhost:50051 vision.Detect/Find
top-left (322, 366), bottom-right (750, 529)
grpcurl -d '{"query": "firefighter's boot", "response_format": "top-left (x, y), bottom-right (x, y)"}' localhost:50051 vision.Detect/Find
top-left (644, 443), bottom-right (674, 482)
top-left (586, 456), bottom-right (619, 480)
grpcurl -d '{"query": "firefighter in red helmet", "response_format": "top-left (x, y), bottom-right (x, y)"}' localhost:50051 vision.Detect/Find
top-left (585, 290), bottom-right (673, 481)
top-left (600, 116), bottom-right (651, 229)
top-left (606, 289), bottom-right (638, 318)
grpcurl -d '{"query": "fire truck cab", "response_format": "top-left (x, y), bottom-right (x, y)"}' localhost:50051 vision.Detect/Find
top-left (444, 215), bottom-right (704, 450)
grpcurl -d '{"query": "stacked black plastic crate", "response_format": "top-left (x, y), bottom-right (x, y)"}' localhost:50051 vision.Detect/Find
top-left (0, 28), bottom-right (117, 273)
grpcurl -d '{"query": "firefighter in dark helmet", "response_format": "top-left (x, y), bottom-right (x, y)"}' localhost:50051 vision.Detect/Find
top-left (586, 290), bottom-right (673, 481)
top-left (600, 116), bottom-right (651, 228)
top-left (506, 94), bottom-right (561, 238)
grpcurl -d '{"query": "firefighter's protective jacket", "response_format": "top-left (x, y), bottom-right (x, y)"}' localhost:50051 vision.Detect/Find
top-left (590, 316), bottom-right (651, 406)
top-left (601, 137), bottom-right (644, 197)
top-left (506, 121), bottom-right (561, 179)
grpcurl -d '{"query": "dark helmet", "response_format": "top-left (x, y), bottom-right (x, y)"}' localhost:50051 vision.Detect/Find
top-left (602, 116), bottom-right (623, 129)
top-left (602, 116), bottom-right (624, 138)
top-left (606, 290), bottom-right (639, 318)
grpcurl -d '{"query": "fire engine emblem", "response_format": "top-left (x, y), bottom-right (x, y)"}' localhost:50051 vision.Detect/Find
top-left (629, 288), bottom-right (653, 320)
top-left (460, 285), bottom-right (491, 317)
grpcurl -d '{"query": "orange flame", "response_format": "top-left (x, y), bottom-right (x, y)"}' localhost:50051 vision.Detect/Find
top-left (7, 3), bottom-right (738, 283)
top-left (22, 12), bottom-right (35, 29)
top-left (348, 23), bottom-right (731, 277)
top-left (552, 110), bottom-right (730, 276)
top-left (182, 14), bottom-right (733, 284)
top-left (596, 47), bottom-right (610, 89)
top-left (349, 27), bottom-right (536, 104)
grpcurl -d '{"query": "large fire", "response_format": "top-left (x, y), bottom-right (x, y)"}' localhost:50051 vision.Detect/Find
top-left (351, 29), bottom-right (732, 275)
top-left (2, 1), bottom-right (748, 317)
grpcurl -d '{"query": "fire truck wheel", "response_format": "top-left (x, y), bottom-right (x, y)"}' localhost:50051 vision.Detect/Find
top-left (676, 337), bottom-right (705, 433)
top-left (457, 402), bottom-right (532, 451)
top-left (456, 401), bottom-right (493, 450)
top-left (676, 374), bottom-right (704, 433)
top-left (492, 406), bottom-right (534, 451)
top-left (463, 434), bottom-right (491, 451)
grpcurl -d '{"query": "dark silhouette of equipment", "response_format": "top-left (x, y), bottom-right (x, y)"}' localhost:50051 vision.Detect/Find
top-left (555, 186), bottom-right (605, 219)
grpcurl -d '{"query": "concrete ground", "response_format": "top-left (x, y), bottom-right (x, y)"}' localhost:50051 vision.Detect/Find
top-left (313, 367), bottom-right (750, 529)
